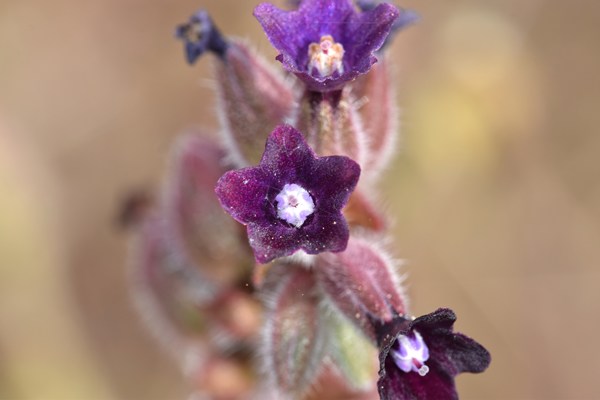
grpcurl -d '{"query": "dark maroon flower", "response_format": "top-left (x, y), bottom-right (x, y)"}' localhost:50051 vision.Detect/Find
top-left (215, 125), bottom-right (360, 264)
top-left (376, 308), bottom-right (491, 400)
top-left (176, 10), bottom-right (229, 64)
top-left (254, 0), bottom-right (399, 92)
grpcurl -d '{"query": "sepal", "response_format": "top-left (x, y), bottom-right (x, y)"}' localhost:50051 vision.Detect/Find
top-left (351, 59), bottom-right (399, 180)
top-left (260, 265), bottom-right (328, 398)
top-left (325, 306), bottom-right (378, 391)
top-left (344, 189), bottom-right (387, 232)
top-left (215, 41), bottom-right (295, 166)
top-left (128, 215), bottom-right (212, 350)
top-left (162, 133), bottom-right (252, 286)
top-left (315, 236), bottom-right (407, 340)
top-left (294, 90), bottom-right (368, 166)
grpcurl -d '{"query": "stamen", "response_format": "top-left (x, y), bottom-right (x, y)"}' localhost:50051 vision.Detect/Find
top-left (390, 330), bottom-right (430, 376)
top-left (308, 35), bottom-right (345, 77)
top-left (275, 184), bottom-right (315, 228)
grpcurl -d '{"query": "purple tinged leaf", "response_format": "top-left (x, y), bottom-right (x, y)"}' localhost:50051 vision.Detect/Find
top-left (315, 237), bottom-right (407, 341)
top-left (261, 266), bottom-right (328, 397)
top-left (215, 41), bottom-right (295, 166)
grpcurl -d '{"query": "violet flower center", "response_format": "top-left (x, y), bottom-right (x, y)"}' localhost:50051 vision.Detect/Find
top-left (308, 35), bottom-right (345, 77)
top-left (390, 330), bottom-right (430, 377)
top-left (275, 183), bottom-right (315, 228)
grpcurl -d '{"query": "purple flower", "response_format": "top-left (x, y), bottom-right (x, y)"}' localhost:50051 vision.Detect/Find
top-left (254, 0), bottom-right (399, 92)
top-left (176, 10), bottom-right (229, 64)
top-left (215, 125), bottom-right (360, 264)
top-left (376, 308), bottom-right (491, 400)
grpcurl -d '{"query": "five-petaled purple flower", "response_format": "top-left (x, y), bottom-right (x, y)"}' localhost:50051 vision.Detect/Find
top-left (376, 308), bottom-right (491, 400)
top-left (254, 0), bottom-right (399, 92)
top-left (215, 125), bottom-right (360, 264)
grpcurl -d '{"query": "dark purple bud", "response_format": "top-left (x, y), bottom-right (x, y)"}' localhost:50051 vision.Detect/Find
top-left (254, 0), bottom-right (399, 92)
top-left (176, 10), bottom-right (229, 63)
top-left (375, 309), bottom-right (491, 400)
top-left (315, 237), bottom-right (406, 340)
top-left (215, 125), bottom-right (360, 264)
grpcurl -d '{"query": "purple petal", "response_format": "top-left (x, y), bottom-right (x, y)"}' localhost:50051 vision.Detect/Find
top-left (343, 3), bottom-right (399, 72)
top-left (254, 3), bottom-right (307, 69)
top-left (308, 155), bottom-right (360, 211)
top-left (426, 330), bottom-right (492, 376)
top-left (411, 309), bottom-right (490, 375)
top-left (247, 220), bottom-right (302, 263)
top-left (215, 167), bottom-right (270, 223)
top-left (356, 2), bottom-right (419, 50)
top-left (259, 125), bottom-right (316, 186)
top-left (300, 211), bottom-right (349, 254)
top-left (411, 308), bottom-right (457, 332)
top-left (379, 355), bottom-right (458, 400)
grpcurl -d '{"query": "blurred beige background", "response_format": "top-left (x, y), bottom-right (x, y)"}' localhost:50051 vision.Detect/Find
top-left (1, 0), bottom-right (599, 399)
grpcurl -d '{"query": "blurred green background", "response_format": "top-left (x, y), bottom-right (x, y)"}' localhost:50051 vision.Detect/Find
top-left (1, 0), bottom-right (599, 398)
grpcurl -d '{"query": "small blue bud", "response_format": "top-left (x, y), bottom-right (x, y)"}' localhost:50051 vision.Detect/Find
top-left (175, 10), bottom-right (229, 64)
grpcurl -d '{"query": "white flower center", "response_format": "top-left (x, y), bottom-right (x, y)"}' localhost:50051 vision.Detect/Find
top-left (275, 183), bottom-right (315, 228)
top-left (308, 35), bottom-right (345, 77)
top-left (391, 330), bottom-right (430, 376)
